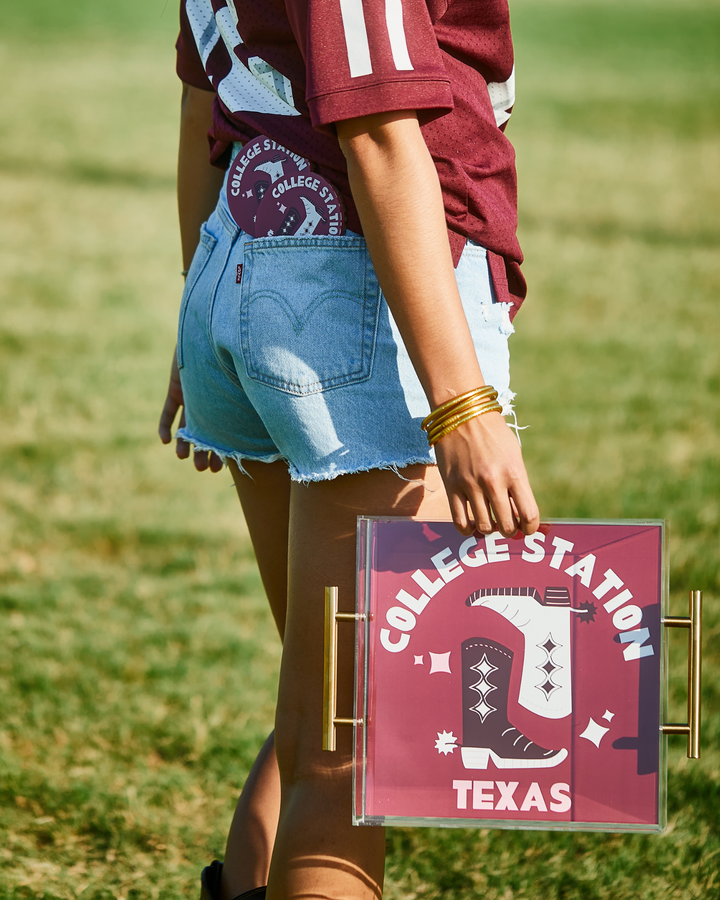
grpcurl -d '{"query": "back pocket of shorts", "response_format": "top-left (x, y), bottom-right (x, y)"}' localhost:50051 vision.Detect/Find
top-left (177, 223), bottom-right (217, 369)
top-left (239, 236), bottom-right (381, 395)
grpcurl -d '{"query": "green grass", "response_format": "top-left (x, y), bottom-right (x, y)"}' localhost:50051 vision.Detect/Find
top-left (0, 0), bottom-right (177, 38)
top-left (1, 0), bottom-right (718, 897)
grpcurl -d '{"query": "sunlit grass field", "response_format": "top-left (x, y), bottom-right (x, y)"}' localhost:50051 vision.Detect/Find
top-left (1, 0), bottom-right (718, 897)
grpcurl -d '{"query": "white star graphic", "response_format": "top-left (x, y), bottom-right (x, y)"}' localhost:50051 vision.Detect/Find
top-left (435, 731), bottom-right (457, 755)
top-left (470, 653), bottom-right (497, 679)
top-left (470, 697), bottom-right (496, 721)
top-left (580, 717), bottom-right (610, 748)
top-left (429, 651), bottom-right (451, 674)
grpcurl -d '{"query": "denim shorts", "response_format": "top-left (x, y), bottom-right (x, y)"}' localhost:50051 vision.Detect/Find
top-left (176, 158), bottom-right (516, 482)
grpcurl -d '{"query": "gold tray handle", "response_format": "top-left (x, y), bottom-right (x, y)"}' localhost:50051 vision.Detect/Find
top-left (323, 586), bottom-right (363, 751)
top-left (661, 590), bottom-right (702, 758)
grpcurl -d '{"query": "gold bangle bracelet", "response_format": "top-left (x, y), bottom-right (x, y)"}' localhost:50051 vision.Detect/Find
top-left (427, 402), bottom-right (503, 446)
top-left (422, 386), bottom-right (497, 429)
top-left (423, 392), bottom-right (499, 433)
top-left (422, 386), bottom-right (498, 432)
top-left (426, 399), bottom-right (503, 443)
top-left (428, 406), bottom-right (502, 446)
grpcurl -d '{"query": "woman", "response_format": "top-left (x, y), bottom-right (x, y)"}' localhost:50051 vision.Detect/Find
top-left (159, 1), bottom-right (539, 898)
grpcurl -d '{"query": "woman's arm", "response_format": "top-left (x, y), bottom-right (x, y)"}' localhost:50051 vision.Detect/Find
top-left (177, 83), bottom-right (226, 270)
top-left (337, 110), bottom-right (539, 537)
top-left (158, 83), bottom-right (225, 471)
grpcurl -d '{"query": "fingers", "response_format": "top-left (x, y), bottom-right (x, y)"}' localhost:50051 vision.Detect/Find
top-left (192, 447), bottom-right (225, 472)
top-left (483, 486), bottom-right (519, 538)
top-left (158, 391), bottom-right (181, 444)
top-left (171, 410), bottom-right (224, 472)
top-left (176, 437), bottom-right (191, 459)
top-left (436, 413), bottom-right (540, 538)
top-left (451, 483), bottom-right (538, 538)
top-left (158, 350), bottom-right (224, 473)
top-left (467, 491), bottom-right (495, 536)
top-left (176, 410), bottom-right (190, 459)
top-left (448, 494), bottom-right (472, 536)
top-left (159, 347), bottom-right (185, 444)
top-left (509, 481), bottom-right (540, 536)
top-left (165, 405), bottom-right (222, 474)
top-left (450, 487), bottom-right (533, 539)
top-left (193, 448), bottom-right (209, 470)
top-left (448, 482), bottom-right (499, 537)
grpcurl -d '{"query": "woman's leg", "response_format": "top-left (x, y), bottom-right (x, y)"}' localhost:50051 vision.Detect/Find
top-left (219, 732), bottom-right (280, 900)
top-left (267, 464), bottom-right (452, 900)
top-left (219, 459), bottom-right (290, 900)
top-left (229, 458), bottom-right (290, 640)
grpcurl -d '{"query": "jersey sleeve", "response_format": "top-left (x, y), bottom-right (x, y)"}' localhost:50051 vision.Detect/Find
top-left (176, 0), bottom-right (215, 91)
top-left (287, 0), bottom-right (454, 128)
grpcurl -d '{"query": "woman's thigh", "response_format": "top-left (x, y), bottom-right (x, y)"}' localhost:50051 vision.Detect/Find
top-left (275, 464), bottom-right (452, 778)
top-left (228, 458), bottom-right (291, 639)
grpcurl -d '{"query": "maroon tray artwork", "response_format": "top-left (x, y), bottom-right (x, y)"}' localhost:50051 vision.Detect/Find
top-left (353, 518), bottom-right (667, 832)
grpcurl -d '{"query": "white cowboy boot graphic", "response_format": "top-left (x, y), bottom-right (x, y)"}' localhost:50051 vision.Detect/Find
top-left (465, 586), bottom-right (579, 719)
top-left (254, 156), bottom-right (288, 184)
top-left (253, 156), bottom-right (288, 205)
top-left (295, 195), bottom-right (324, 235)
top-left (461, 637), bottom-right (568, 770)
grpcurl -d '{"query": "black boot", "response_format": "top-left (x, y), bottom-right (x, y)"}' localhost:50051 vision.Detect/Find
top-left (461, 637), bottom-right (567, 769)
top-left (200, 861), bottom-right (267, 900)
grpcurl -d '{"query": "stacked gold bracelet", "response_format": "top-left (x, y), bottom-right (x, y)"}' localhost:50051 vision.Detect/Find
top-left (422, 386), bottom-right (503, 446)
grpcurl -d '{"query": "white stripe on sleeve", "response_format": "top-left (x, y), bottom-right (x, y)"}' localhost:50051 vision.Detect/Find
top-left (487, 66), bottom-right (515, 128)
top-left (385, 0), bottom-right (413, 71)
top-left (339, 0), bottom-right (373, 77)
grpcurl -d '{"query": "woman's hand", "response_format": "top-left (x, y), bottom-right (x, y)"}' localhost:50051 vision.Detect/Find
top-left (158, 347), bottom-right (223, 473)
top-left (433, 411), bottom-right (539, 537)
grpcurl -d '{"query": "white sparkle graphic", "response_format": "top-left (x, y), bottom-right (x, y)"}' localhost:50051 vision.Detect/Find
top-left (535, 632), bottom-right (562, 701)
top-left (470, 697), bottom-right (496, 721)
top-left (279, 204), bottom-right (287, 213)
top-left (580, 718), bottom-right (610, 748)
top-left (471, 655), bottom-right (496, 679)
top-left (602, 709), bottom-right (615, 722)
top-left (429, 651), bottom-right (452, 674)
top-left (468, 653), bottom-right (498, 722)
top-left (435, 731), bottom-right (457, 755)
top-left (414, 655), bottom-right (424, 666)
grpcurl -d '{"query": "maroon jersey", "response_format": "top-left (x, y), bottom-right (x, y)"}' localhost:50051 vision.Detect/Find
top-left (177, 0), bottom-right (526, 314)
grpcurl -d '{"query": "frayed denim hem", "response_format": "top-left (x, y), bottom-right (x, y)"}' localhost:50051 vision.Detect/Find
top-left (289, 455), bottom-right (437, 485)
top-left (175, 429), bottom-right (285, 476)
top-left (498, 390), bottom-right (529, 446)
top-left (178, 389), bottom-right (528, 482)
